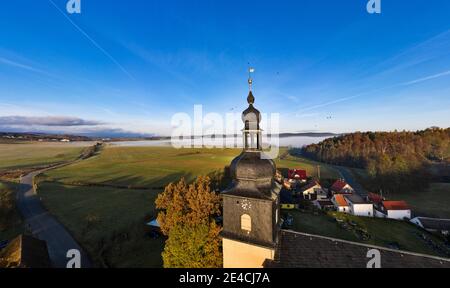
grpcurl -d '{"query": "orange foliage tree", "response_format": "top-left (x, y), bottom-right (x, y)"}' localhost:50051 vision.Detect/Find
top-left (155, 176), bottom-right (222, 268)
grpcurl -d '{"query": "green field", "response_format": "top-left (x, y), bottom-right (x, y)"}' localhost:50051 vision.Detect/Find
top-left (42, 146), bottom-right (340, 188)
top-left (0, 142), bottom-right (91, 172)
top-left (36, 145), bottom-right (339, 267)
top-left (289, 210), bottom-right (449, 257)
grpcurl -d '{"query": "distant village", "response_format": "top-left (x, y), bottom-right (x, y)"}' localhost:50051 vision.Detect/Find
top-left (0, 132), bottom-right (91, 143)
top-left (277, 168), bottom-right (449, 237)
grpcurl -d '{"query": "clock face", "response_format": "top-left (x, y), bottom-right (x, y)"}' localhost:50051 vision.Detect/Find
top-left (241, 199), bottom-right (252, 211)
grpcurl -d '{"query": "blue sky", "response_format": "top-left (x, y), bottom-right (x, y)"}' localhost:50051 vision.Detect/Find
top-left (0, 0), bottom-right (450, 136)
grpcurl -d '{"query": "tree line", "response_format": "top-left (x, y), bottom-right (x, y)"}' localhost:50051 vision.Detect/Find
top-left (301, 128), bottom-right (450, 194)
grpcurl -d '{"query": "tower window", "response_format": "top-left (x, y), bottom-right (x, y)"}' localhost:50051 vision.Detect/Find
top-left (241, 214), bottom-right (252, 232)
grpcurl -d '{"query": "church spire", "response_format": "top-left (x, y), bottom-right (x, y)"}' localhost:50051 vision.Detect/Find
top-left (247, 67), bottom-right (255, 105)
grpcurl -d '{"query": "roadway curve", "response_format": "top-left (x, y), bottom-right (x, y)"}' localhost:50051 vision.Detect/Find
top-left (16, 166), bottom-right (92, 268)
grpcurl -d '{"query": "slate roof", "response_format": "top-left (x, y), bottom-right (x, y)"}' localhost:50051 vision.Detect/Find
top-left (344, 194), bottom-right (368, 204)
top-left (265, 230), bottom-right (450, 268)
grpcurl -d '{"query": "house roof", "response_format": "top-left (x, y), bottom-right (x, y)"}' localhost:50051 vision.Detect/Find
top-left (300, 181), bottom-right (321, 192)
top-left (344, 194), bottom-right (368, 204)
top-left (288, 169), bottom-right (307, 179)
top-left (383, 201), bottom-right (410, 211)
top-left (334, 194), bottom-right (348, 207)
top-left (330, 179), bottom-right (349, 192)
top-left (316, 200), bottom-right (334, 207)
top-left (265, 230), bottom-right (450, 268)
top-left (368, 192), bottom-right (383, 204)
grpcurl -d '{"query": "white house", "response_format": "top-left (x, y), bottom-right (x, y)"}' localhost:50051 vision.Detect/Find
top-left (332, 194), bottom-right (349, 213)
top-left (379, 201), bottom-right (411, 220)
top-left (344, 194), bottom-right (374, 217)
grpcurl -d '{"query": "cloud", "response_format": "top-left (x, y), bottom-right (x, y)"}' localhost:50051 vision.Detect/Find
top-left (0, 116), bottom-right (103, 127)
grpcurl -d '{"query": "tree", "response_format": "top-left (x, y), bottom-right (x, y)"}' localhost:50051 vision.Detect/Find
top-left (162, 222), bottom-right (222, 268)
top-left (155, 176), bottom-right (222, 268)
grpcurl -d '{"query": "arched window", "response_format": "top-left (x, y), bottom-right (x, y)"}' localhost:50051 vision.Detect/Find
top-left (241, 214), bottom-right (252, 232)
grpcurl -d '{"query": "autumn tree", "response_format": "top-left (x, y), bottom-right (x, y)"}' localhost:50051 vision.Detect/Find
top-left (155, 176), bottom-right (222, 268)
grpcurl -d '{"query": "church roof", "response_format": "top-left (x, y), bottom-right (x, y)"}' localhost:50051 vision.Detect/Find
top-left (265, 230), bottom-right (450, 268)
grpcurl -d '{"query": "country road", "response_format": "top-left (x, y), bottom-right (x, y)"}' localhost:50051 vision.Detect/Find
top-left (16, 166), bottom-right (92, 268)
top-left (333, 166), bottom-right (369, 197)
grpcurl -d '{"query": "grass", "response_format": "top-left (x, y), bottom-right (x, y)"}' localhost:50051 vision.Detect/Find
top-left (36, 145), bottom-right (340, 267)
top-left (289, 210), bottom-right (449, 257)
top-left (37, 182), bottom-right (164, 267)
top-left (0, 142), bottom-right (90, 171)
top-left (43, 146), bottom-right (340, 188)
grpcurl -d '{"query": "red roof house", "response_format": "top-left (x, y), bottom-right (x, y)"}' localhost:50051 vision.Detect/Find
top-left (288, 169), bottom-right (307, 181)
top-left (330, 179), bottom-right (354, 194)
top-left (381, 201), bottom-right (411, 220)
top-left (367, 192), bottom-right (384, 204)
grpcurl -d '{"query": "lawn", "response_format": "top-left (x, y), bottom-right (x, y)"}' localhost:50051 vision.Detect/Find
top-left (37, 145), bottom-right (340, 267)
top-left (289, 210), bottom-right (449, 257)
top-left (0, 142), bottom-right (91, 172)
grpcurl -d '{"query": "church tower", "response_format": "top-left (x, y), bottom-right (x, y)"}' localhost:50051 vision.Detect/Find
top-left (221, 70), bottom-right (282, 268)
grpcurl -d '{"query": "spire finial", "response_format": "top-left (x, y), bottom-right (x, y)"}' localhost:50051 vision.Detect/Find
top-left (247, 66), bottom-right (255, 104)
top-left (248, 66), bottom-right (255, 91)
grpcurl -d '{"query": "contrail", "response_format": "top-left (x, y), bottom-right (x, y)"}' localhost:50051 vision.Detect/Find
top-left (401, 70), bottom-right (450, 86)
top-left (297, 69), bottom-right (450, 114)
top-left (48, 0), bottom-right (135, 81)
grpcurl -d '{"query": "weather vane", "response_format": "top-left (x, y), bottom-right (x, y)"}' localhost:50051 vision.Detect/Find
top-left (248, 66), bottom-right (255, 91)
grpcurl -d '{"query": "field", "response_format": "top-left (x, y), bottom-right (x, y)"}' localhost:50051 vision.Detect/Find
top-left (0, 142), bottom-right (92, 241)
top-left (288, 210), bottom-right (449, 257)
top-left (0, 142), bottom-right (91, 172)
top-left (36, 145), bottom-right (340, 267)
top-left (42, 146), bottom-right (339, 188)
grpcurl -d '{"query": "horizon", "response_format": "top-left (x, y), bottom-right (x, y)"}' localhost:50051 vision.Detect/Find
top-left (1, 1), bottom-right (450, 136)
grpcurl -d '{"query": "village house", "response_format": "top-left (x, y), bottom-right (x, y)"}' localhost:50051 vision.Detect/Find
top-left (288, 169), bottom-right (307, 183)
top-left (299, 180), bottom-right (327, 201)
top-left (378, 201), bottom-right (411, 220)
top-left (332, 194), bottom-right (350, 213)
top-left (344, 194), bottom-right (374, 217)
top-left (367, 192), bottom-right (384, 207)
top-left (330, 179), bottom-right (354, 195)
